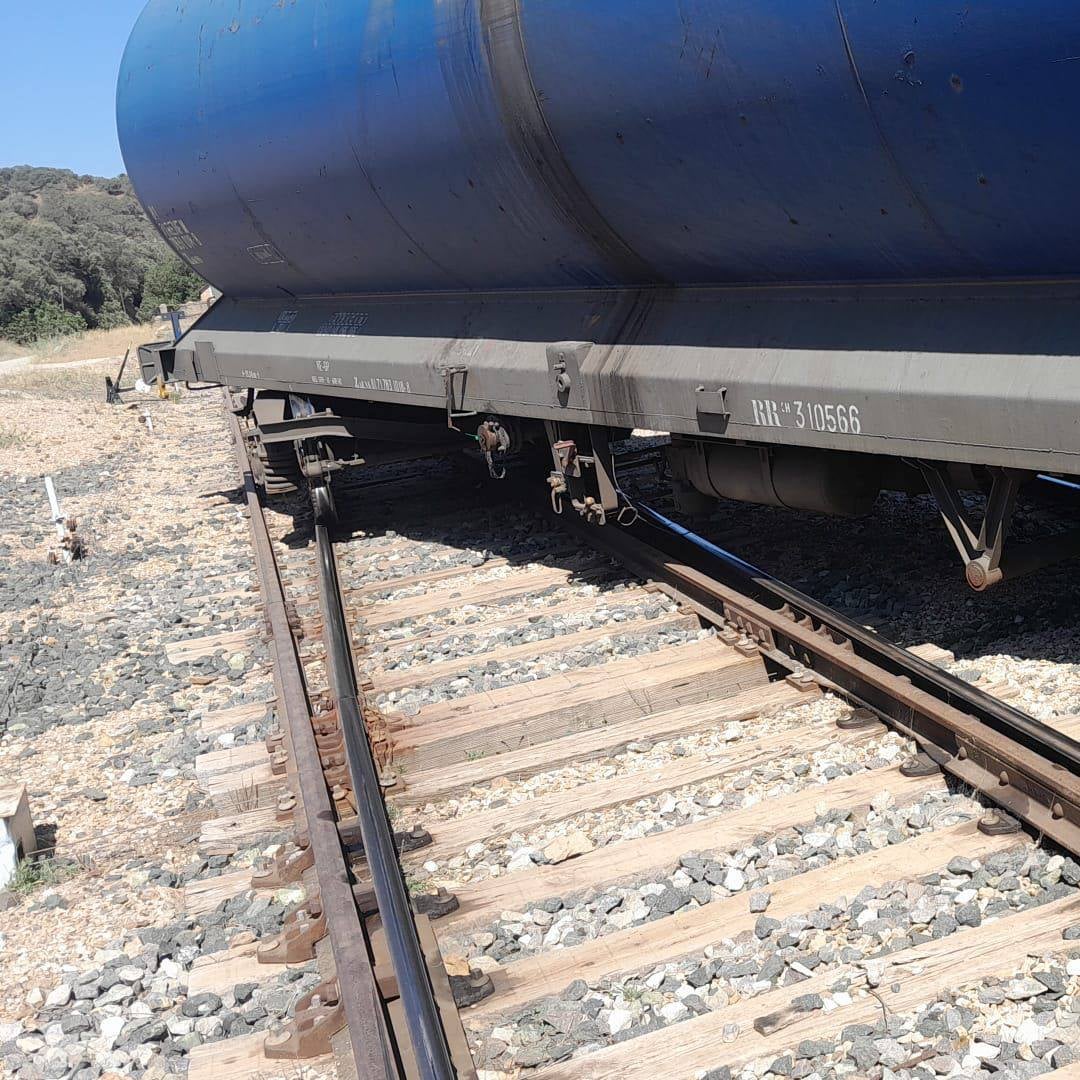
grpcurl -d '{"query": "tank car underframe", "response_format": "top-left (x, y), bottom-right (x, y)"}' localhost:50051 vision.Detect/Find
top-left (144, 280), bottom-right (1080, 587)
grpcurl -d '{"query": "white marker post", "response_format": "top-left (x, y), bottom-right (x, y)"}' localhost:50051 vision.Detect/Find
top-left (44, 476), bottom-right (72, 564)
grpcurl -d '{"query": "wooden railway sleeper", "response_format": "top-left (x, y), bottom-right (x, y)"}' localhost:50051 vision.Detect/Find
top-left (264, 977), bottom-right (345, 1060)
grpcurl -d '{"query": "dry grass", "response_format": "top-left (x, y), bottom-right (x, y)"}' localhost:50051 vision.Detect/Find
top-left (1, 303), bottom-right (207, 368)
top-left (29, 322), bottom-right (164, 365)
top-left (0, 366), bottom-right (109, 401)
top-left (0, 339), bottom-right (27, 362)
top-left (226, 775), bottom-right (263, 814)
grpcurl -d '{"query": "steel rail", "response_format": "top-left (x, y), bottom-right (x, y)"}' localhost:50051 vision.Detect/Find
top-left (224, 407), bottom-right (398, 1080)
top-left (556, 497), bottom-right (1080, 854)
top-left (312, 504), bottom-right (458, 1080)
top-left (634, 503), bottom-right (1080, 766)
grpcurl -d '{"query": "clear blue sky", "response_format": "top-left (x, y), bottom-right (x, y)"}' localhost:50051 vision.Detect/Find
top-left (0, 2), bottom-right (148, 178)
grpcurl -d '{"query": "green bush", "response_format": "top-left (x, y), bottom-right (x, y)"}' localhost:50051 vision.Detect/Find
top-left (137, 256), bottom-right (205, 320)
top-left (2, 301), bottom-right (86, 345)
top-left (95, 295), bottom-right (131, 330)
top-left (0, 166), bottom-right (206, 337)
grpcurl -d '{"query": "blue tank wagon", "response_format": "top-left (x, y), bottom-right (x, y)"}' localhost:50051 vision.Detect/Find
top-left (118, 0), bottom-right (1080, 586)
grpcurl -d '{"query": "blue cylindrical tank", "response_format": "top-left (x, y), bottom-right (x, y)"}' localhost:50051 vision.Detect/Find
top-left (117, 0), bottom-right (1080, 297)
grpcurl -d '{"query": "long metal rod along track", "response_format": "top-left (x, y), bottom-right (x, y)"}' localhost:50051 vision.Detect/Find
top-left (226, 407), bottom-right (400, 1079)
top-left (559, 495), bottom-right (1080, 854)
top-left (311, 500), bottom-right (458, 1080)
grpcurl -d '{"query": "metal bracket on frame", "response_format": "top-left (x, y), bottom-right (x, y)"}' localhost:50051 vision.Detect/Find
top-left (918, 463), bottom-right (1023, 590)
top-left (437, 365), bottom-right (477, 432)
top-left (545, 421), bottom-right (619, 524)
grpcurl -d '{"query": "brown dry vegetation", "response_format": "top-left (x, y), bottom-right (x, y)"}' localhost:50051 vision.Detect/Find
top-left (22, 322), bottom-right (166, 365)
top-left (0, 364), bottom-right (111, 400)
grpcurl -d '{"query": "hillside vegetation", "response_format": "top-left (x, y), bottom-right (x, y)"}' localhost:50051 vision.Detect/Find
top-left (0, 166), bottom-right (205, 345)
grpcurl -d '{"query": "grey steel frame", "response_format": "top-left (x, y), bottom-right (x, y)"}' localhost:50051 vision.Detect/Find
top-left (157, 279), bottom-right (1080, 475)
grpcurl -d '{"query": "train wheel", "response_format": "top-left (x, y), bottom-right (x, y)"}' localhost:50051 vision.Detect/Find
top-left (311, 476), bottom-right (338, 527)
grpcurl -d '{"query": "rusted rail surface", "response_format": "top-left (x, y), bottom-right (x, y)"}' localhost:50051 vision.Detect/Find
top-left (311, 503), bottom-right (458, 1080)
top-left (225, 407), bottom-right (401, 1079)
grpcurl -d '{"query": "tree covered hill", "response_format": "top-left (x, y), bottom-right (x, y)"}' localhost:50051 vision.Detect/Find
top-left (0, 166), bottom-right (205, 344)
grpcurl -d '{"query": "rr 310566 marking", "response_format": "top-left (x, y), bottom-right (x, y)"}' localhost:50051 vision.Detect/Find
top-left (751, 399), bottom-right (862, 434)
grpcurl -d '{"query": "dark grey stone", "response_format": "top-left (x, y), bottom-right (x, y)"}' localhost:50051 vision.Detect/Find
top-left (946, 856), bottom-right (977, 875)
top-left (796, 1038), bottom-right (834, 1059)
top-left (535, 1002), bottom-right (584, 1035)
top-left (59, 1014), bottom-right (92, 1035)
top-left (650, 886), bottom-right (690, 915)
top-left (686, 964), bottom-right (713, 989)
top-left (123, 1018), bottom-right (168, 1044)
top-left (1034, 969), bottom-right (1066, 994)
top-left (932, 912), bottom-right (958, 938)
top-left (755, 915), bottom-right (781, 939)
top-left (850, 1036), bottom-right (880, 1069)
top-left (182, 991), bottom-right (223, 1017)
top-left (688, 882), bottom-right (712, 906)
top-left (955, 901), bottom-right (982, 927)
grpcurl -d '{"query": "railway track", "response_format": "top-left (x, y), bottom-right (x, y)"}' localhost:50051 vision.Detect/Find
top-left (185, 412), bottom-right (1080, 1080)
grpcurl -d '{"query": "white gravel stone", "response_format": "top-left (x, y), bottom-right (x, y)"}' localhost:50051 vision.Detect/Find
top-left (722, 868), bottom-right (746, 892)
top-left (660, 1002), bottom-right (690, 1023)
top-left (99, 1015), bottom-right (126, 1051)
top-left (44, 983), bottom-right (72, 1008)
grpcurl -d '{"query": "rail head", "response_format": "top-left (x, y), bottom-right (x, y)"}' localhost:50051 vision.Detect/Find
top-left (224, 404), bottom-right (399, 1080)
